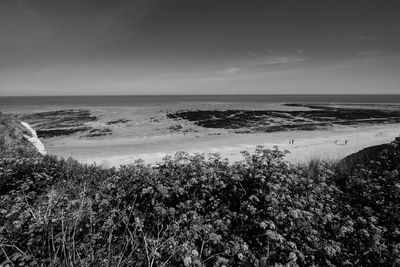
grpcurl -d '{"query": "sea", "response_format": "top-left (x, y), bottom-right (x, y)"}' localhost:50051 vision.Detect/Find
top-left (1, 94), bottom-right (400, 108)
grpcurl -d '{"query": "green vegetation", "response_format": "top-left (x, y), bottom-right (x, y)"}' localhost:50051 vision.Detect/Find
top-left (1, 139), bottom-right (400, 266)
top-left (0, 112), bottom-right (39, 158)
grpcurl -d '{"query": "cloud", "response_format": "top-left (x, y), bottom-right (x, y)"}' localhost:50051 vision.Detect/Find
top-left (355, 35), bottom-right (379, 41)
top-left (191, 54), bottom-right (308, 84)
top-left (255, 56), bottom-right (307, 66)
top-left (157, 54), bottom-right (308, 86)
top-left (222, 67), bottom-right (240, 75)
top-left (356, 50), bottom-right (383, 57)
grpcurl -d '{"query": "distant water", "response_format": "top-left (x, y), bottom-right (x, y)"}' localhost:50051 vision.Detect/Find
top-left (1, 94), bottom-right (400, 107)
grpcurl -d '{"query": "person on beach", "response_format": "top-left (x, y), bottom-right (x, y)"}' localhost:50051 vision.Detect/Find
top-left (345, 140), bottom-right (348, 145)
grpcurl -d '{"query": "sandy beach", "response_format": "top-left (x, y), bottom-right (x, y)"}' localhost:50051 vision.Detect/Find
top-left (3, 101), bottom-right (400, 167)
top-left (44, 123), bottom-right (400, 167)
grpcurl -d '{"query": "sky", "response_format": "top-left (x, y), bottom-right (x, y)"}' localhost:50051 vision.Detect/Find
top-left (0, 0), bottom-right (400, 96)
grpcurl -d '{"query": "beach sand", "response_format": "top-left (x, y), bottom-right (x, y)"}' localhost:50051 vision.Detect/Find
top-left (46, 123), bottom-right (400, 167)
top-left (5, 103), bottom-right (400, 167)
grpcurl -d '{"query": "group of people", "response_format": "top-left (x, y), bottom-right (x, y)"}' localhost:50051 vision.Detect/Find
top-left (288, 139), bottom-right (349, 145)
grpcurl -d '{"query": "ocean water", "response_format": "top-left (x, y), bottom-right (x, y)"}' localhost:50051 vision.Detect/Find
top-left (1, 94), bottom-right (400, 107)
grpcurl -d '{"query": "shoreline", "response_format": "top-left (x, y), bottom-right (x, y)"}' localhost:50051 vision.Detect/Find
top-left (3, 102), bottom-right (400, 167)
top-left (46, 123), bottom-right (400, 167)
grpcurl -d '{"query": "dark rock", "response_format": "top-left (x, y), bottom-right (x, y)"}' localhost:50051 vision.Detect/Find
top-left (18, 109), bottom-right (98, 138)
top-left (84, 128), bottom-right (113, 137)
top-left (167, 106), bottom-right (400, 133)
top-left (168, 124), bottom-right (183, 131)
top-left (37, 127), bottom-right (92, 138)
top-left (106, 119), bottom-right (131, 125)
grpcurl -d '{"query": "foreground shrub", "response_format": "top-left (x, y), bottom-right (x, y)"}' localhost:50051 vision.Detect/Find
top-left (0, 139), bottom-right (399, 266)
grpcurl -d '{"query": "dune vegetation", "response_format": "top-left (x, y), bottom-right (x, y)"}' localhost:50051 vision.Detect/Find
top-left (1, 138), bottom-right (400, 266)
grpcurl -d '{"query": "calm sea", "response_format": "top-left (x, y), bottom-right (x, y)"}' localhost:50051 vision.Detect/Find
top-left (1, 94), bottom-right (400, 107)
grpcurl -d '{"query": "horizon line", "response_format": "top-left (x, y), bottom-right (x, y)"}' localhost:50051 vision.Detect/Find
top-left (1, 93), bottom-right (400, 98)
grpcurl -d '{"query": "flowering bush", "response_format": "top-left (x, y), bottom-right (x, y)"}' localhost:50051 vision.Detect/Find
top-left (0, 139), bottom-right (400, 266)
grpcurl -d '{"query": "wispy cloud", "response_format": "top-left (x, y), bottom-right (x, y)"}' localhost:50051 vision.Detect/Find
top-left (252, 55), bottom-right (308, 66)
top-left (355, 34), bottom-right (379, 41)
top-left (222, 67), bottom-right (240, 75)
top-left (356, 50), bottom-right (383, 57)
top-left (150, 54), bottom-right (309, 86)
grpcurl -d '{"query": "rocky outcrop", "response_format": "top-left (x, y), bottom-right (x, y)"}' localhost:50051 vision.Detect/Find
top-left (0, 111), bottom-right (46, 156)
